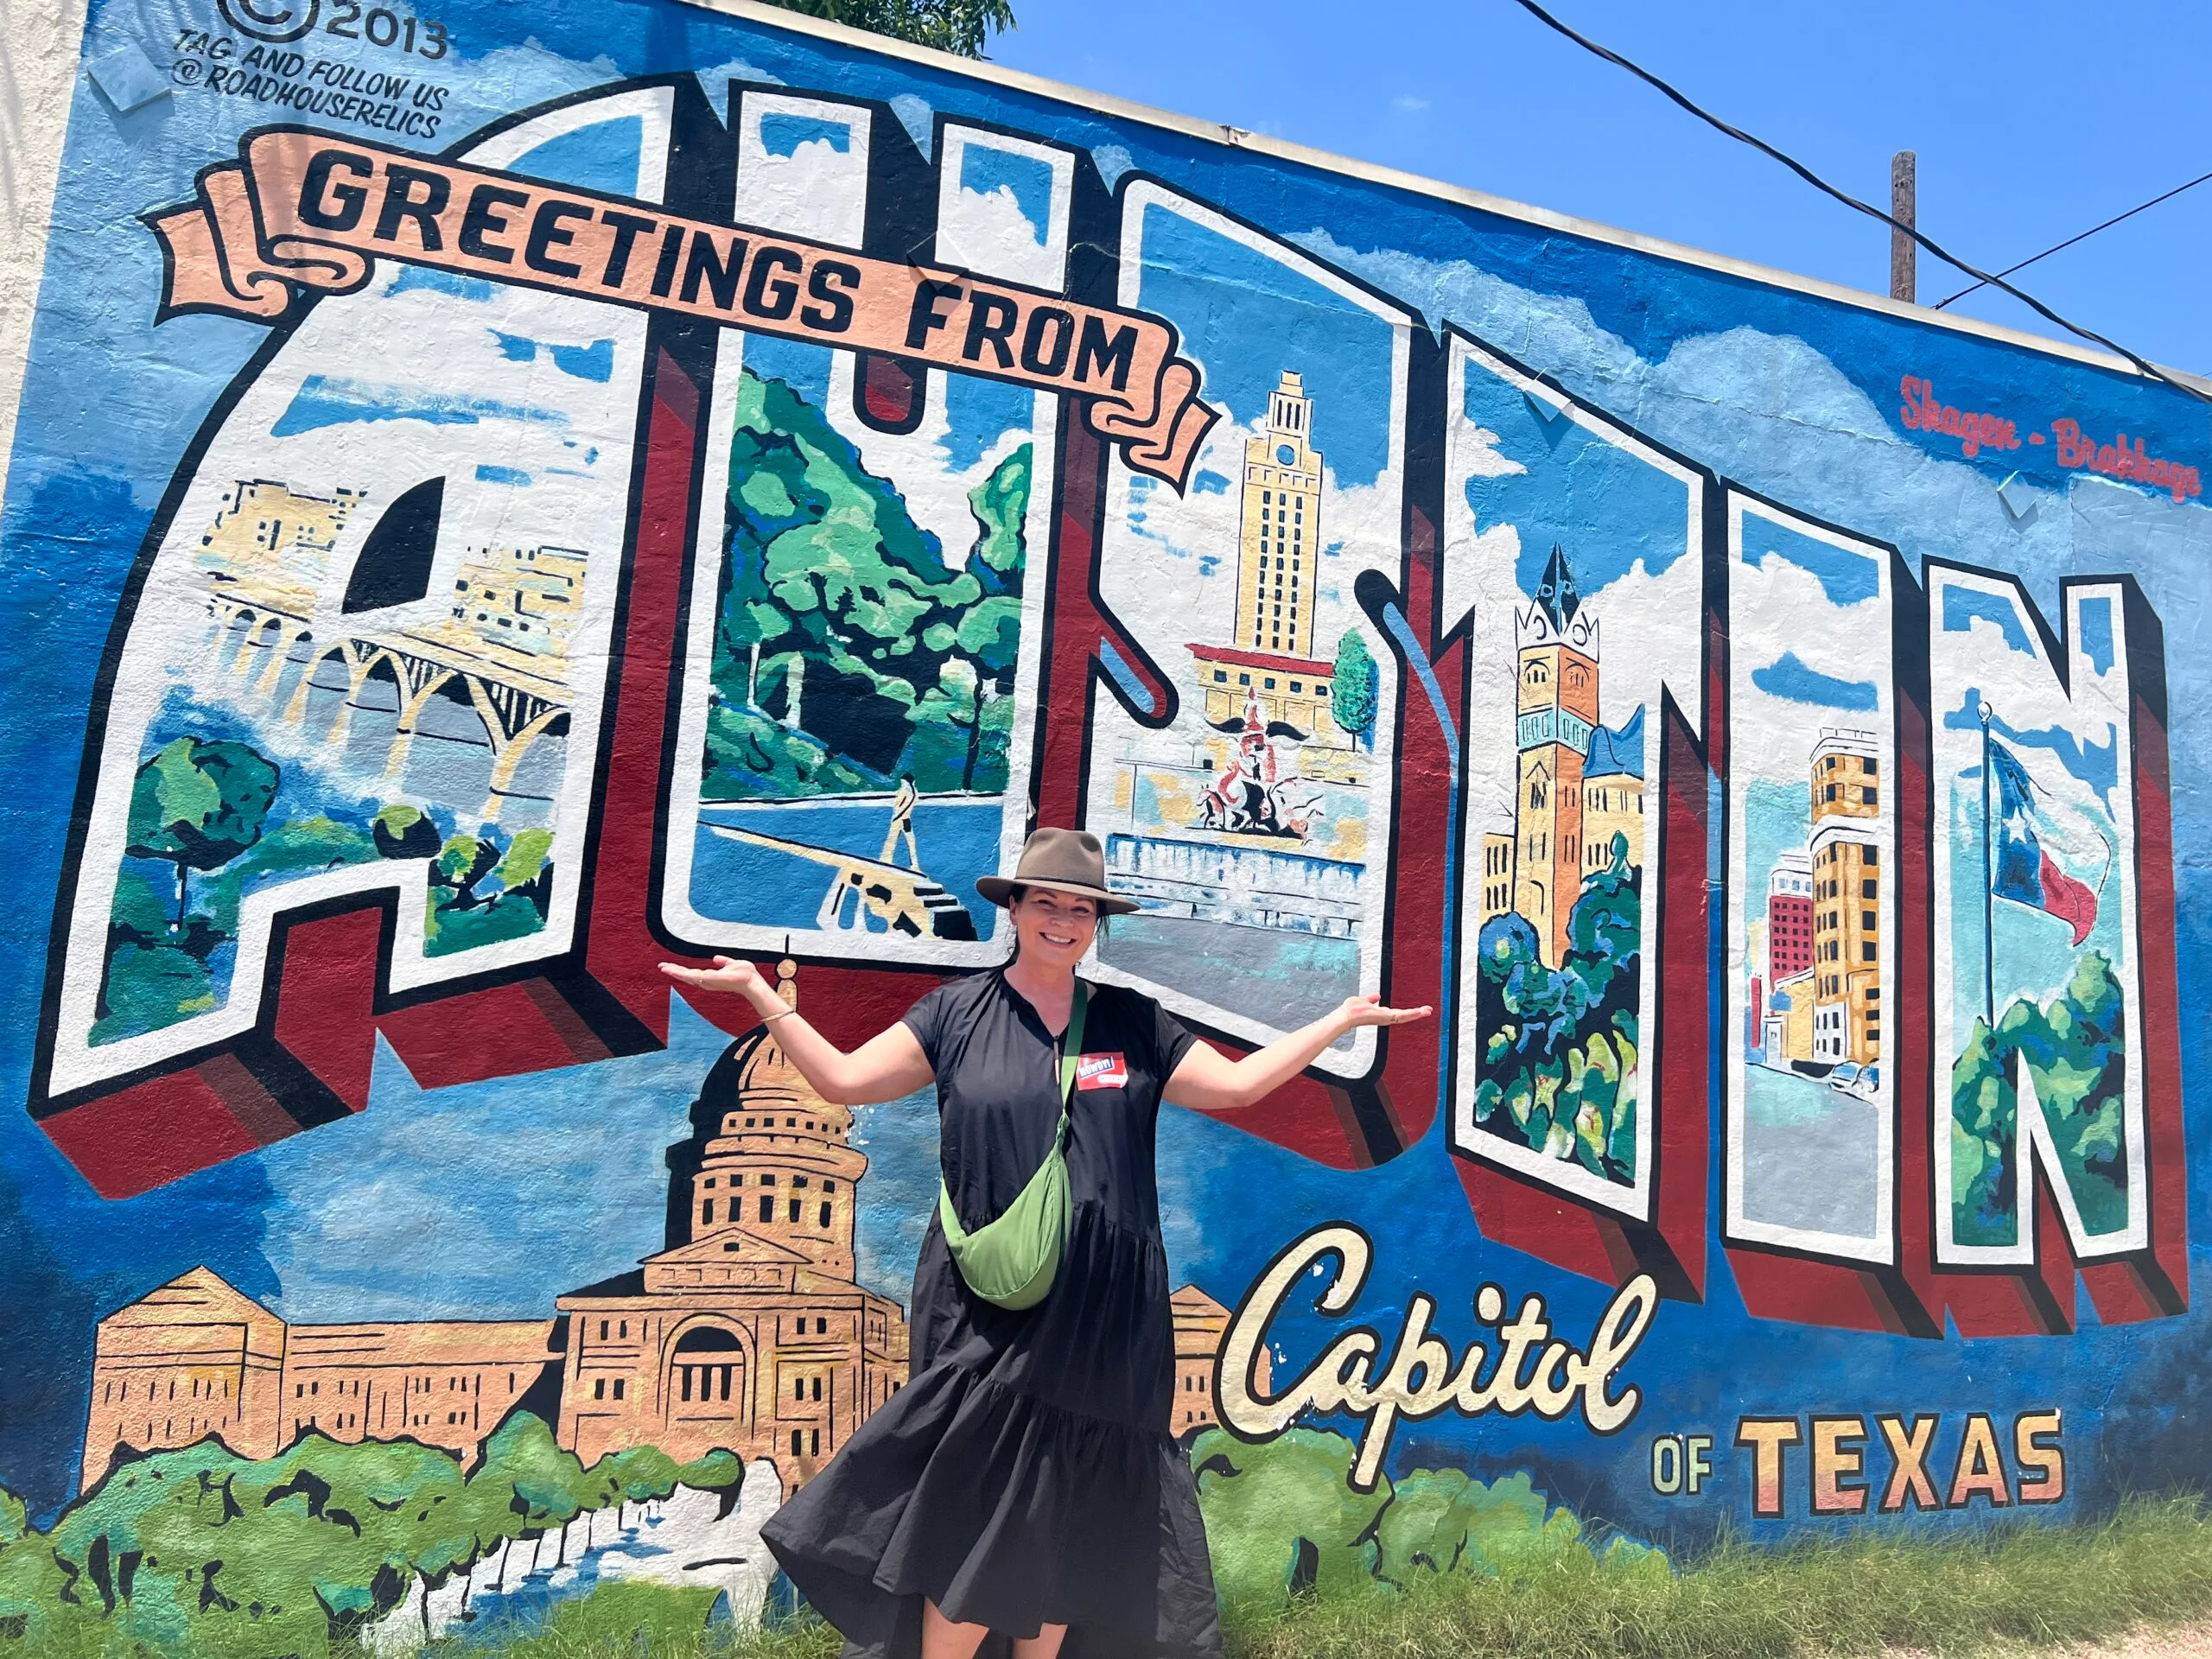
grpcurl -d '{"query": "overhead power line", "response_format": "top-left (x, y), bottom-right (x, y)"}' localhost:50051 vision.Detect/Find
top-left (1934, 168), bottom-right (2212, 308)
top-left (1504, 0), bottom-right (2208, 404)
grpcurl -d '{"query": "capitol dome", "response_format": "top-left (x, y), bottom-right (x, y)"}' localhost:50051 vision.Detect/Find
top-left (662, 961), bottom-right (867, 1280)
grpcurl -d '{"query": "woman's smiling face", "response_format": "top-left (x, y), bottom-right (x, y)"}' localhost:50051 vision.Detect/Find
top-left (1010, 886), bottom-right (1098, 971)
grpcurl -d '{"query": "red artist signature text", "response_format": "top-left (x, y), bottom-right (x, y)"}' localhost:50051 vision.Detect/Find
top-left (2050, 420), bottom-right (2201, 503)
top-left (1900, 377), bottom-right (2018, 457)
top-left (1900, 377), bottom-right (2202, 503)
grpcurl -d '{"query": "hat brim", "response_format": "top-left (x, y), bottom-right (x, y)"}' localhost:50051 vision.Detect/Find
top-left (976, 874), bottom-right (1141, 916)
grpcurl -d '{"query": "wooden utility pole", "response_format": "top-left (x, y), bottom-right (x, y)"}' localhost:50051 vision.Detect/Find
top-left (1891, 150), bottom-right (1917, 302)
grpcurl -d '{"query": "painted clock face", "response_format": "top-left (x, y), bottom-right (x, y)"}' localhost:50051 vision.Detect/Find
top-left (1275, 443), bottom-right (1297, 465)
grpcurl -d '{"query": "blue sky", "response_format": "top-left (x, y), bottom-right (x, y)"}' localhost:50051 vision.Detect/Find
top-left (994, 0), bottom-right (2212, 375)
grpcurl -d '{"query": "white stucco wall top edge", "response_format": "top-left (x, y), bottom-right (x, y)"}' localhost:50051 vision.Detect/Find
top-left (677, 0), bottom-right (2210, 397)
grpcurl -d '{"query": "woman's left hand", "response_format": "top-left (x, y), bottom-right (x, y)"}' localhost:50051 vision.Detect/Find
top-left (1337, 993), bottom-right (1433, 1028)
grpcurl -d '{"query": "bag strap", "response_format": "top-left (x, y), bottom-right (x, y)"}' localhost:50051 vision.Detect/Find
top-left (1053, 982), bottom-right (1089, 1147)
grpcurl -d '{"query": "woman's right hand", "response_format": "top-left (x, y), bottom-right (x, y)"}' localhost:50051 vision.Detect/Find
top-left (658, 955), bottom-right (768, 999)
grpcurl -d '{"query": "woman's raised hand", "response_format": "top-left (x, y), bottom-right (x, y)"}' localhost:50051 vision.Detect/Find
top-left (1337, 992), bottom-right (1433, 1028)
top-left (658, 955), bottom-right (767, 997)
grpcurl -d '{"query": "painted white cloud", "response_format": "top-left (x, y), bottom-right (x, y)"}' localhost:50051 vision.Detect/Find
top-left (742, 137), bottom-right (864, 237)
top-left (938, 183), bottom-right (1048, 273)
top-left (1293, 227), bottom-right (2205, 591)
top-left (442, 41), bottom-right (626, 142)
top-left (1733, 550), bottom-right (1889, 790)
top-left (691, 55), bottom-right (785, 104)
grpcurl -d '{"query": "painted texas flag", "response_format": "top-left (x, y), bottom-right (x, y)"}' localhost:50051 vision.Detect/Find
top-left (1988, 739), bottom-right (2102, 945)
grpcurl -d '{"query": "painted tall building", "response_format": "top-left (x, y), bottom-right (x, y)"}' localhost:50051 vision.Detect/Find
top-left (1809, 728), bottom-right (1883, 1066)
top-left (1511, 545), bottom-right (1600, 969)
top-left (1235, 370), bottom-right (1322, 659)
top-left (1767, 849), bottom-right (1815, 982)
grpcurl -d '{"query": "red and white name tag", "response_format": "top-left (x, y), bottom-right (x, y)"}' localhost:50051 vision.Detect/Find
top-left (1075, 1052), bottom-right (1128, 1090)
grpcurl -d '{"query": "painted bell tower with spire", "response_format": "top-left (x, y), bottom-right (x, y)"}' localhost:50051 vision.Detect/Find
top-left (1512, 544), bottom-right (1601, 968)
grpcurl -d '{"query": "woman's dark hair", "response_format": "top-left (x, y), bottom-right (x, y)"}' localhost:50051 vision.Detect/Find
top-left (1000, 883), bottom-right (1109, 964)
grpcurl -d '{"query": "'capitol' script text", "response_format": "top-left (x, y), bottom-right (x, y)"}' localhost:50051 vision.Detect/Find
top-left (1217, 1223), bottom-right (1660, 1491)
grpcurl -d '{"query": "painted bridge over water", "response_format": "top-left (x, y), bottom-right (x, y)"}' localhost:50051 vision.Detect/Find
top-left (205, 591), bottom-right (571, 825)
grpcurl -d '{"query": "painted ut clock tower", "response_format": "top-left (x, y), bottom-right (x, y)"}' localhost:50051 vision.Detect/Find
top-left (1513, 544), bottom-right (1600, 968)
top-left (1235, 371), bottom-right (1322, 658)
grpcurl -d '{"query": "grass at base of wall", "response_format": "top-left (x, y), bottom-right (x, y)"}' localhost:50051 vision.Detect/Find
top-left (690, 1496), bottom-right (2212, 1659)
top-left (422, 1582), bottom-right (734, 1659)
top-left (1225, 1496), bottom-right (2212, 1659)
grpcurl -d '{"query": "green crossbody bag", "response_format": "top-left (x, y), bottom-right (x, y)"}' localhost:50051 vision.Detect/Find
top-left (938, 982), bottom-right (1087, 1311)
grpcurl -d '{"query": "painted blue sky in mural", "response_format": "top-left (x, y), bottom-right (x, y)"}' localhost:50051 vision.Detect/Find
top-left (270, 378), bottom-right (570, 438)
top-left (938, 374), bottom-right (1034, 474)
top-left (508, 115), bottom-right (646, 196)
top-left (1942, 693), bottom-right (2120, 811)
top-left (759, 111), bottom-right (849, 156)
top-left (1942, 585), bottom-right (2036, 654)
top-left (1136, 203), bottom-right (1394, 489)
top-left (1459, 362), bottom-right (1691, 598)
top-left (741, 334), bottom-right (834, 408)
top-left (489, 333), bottom-right (618, 383)
top-left (1739, 514), bottom-right (1879, 607)
top-left (959, 146), bottom-right (1052, 247)
top-left (1751, 651), bottom-right (1878, 711)
top-left (390, 268), bottom-right (500, 303)
top-left (2080, 597), bottom-right (2117, 675)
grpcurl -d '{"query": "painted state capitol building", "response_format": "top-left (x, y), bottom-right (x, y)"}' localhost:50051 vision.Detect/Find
top-left (79, 968), bottom-right (1242, 1491)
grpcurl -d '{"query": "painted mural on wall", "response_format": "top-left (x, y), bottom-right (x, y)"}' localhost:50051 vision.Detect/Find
top-left (3, 0), bottom-right (2209, 1650)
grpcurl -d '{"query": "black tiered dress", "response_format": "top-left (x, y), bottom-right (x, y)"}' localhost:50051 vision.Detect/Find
top-left (761, 969), bottom-right (1223, 1658)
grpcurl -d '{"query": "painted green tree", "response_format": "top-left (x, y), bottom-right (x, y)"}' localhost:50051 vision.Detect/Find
top-left (1951, 950), bottom-right (2128, 1248)
top-left (1189, 1427), bottom-right (1659, 1620)
top-left (1330, 628), bottom-right (1378, 749)
top-left (372, 802), bottom-right (443, 861)
top-left (97, 766), bottom-right (558, 1042)
top-left (422, 825), bottom-right (556, 957)
top-left (0, 1414), bottom-right (745, 1656)
top-left (99, 737), bottom-right (283, 1043)
top-left (1192, 1428), bottom-right (1393, 1614)
top-left (705, 366), bottom-right (1029, 800)
top-left (1471, 835), bottom-right (1641, 1185)
top-left (124, 737), bottom-right (279, 930)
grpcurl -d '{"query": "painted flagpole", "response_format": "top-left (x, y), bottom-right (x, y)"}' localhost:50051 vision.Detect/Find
top-left (1979, 699), bottom-right (1996, 1027)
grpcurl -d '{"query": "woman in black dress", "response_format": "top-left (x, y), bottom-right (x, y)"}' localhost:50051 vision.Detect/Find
top-left (659, 827), bottom-right (1429, 1659)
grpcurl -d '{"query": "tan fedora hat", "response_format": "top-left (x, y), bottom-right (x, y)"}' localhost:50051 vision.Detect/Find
top-left (976, 827), bottom-right (1140, 915)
